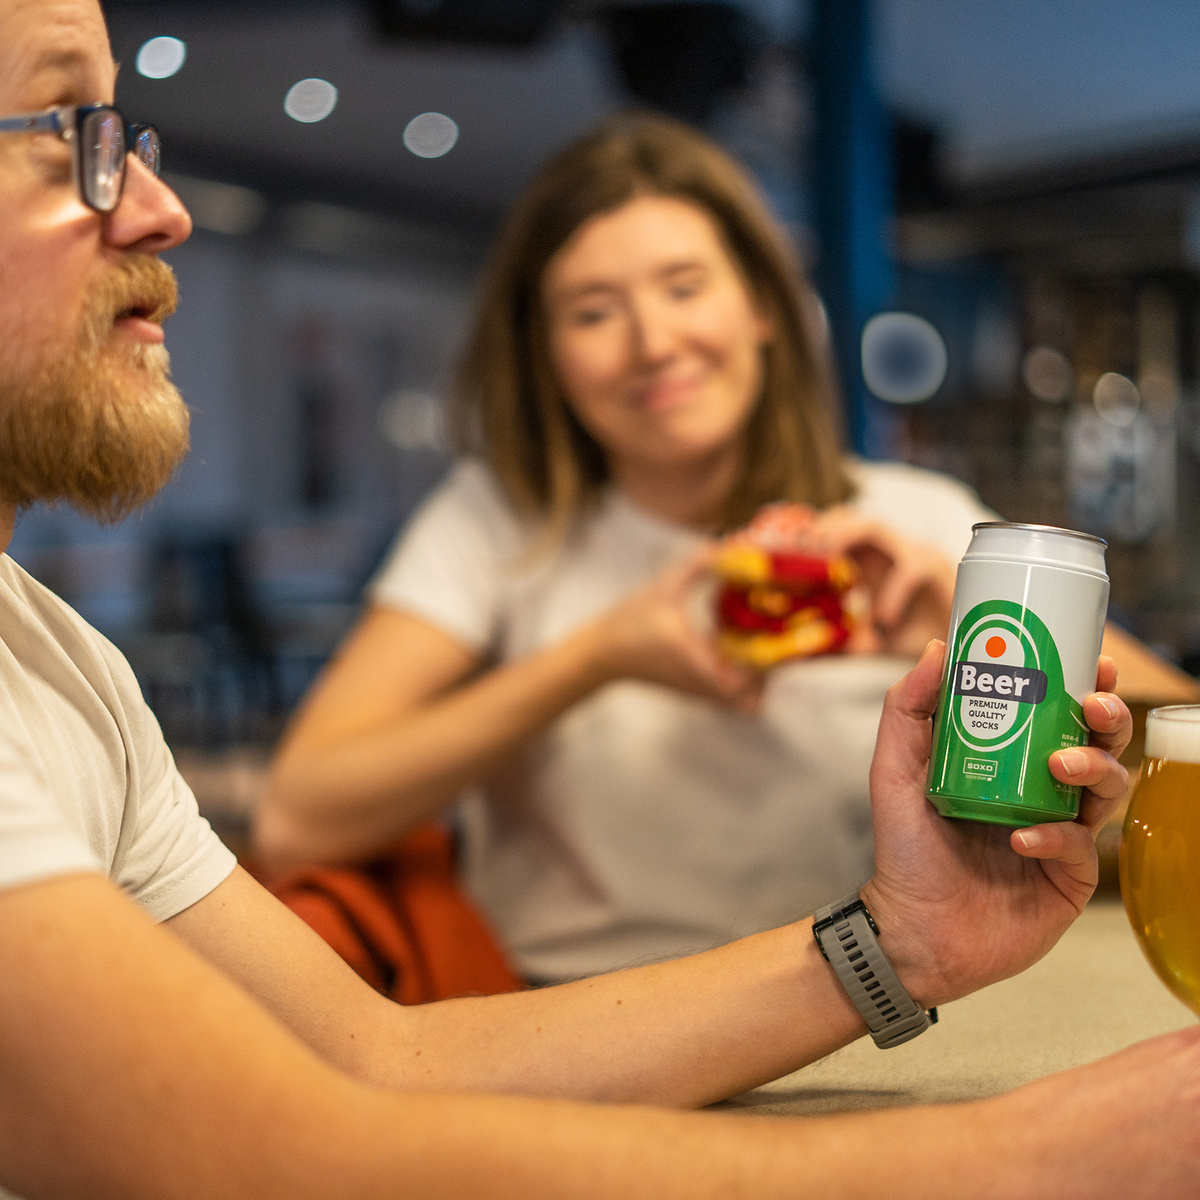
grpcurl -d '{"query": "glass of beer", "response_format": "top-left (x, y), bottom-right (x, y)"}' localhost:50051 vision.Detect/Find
top-left (1120, 705), bottom-right (1200, 1014)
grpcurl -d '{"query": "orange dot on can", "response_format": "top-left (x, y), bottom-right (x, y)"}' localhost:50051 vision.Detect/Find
top-left (985, 635), bottom-right (1007, 658)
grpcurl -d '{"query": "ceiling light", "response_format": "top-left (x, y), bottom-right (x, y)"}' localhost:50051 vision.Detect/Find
top-left (136, 36), bottom-right (186, 80)
top-left (403, 112), bottom-right (458, 158)
top-left (285, 79), bottom-right (338, 124)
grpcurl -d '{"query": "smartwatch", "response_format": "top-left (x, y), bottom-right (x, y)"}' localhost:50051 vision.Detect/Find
top-left (811, 893), bottom-right (937, 1049)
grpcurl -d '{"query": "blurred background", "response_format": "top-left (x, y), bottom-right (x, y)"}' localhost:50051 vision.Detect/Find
top-left (16, 0), bottom-right (1200, 836)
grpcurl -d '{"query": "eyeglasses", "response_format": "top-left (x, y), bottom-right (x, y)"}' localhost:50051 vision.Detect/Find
top-left (0, 104), bottom-right (161, 214)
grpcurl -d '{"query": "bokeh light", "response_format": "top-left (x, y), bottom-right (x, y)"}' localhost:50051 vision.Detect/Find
top-left (1021, 345), bottom-right (1073, 402)
top-left (285, 79), bottom-right (339, 124)
top-left (136, 36), bottom-right (187, 79)
top-left (1093, 371), bottom-right (1141, 426)
top-left (861, 312), bottom-right (948, 404)
top-left (403, 113), bottom-right (459, 158)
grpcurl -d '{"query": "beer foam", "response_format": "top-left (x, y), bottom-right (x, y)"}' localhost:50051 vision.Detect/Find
top-left (1145, 707), bottom-right (1200, 763)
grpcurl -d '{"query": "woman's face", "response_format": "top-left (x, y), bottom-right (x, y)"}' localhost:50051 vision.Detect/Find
top-left (542, 194), bottom-right (771, 477)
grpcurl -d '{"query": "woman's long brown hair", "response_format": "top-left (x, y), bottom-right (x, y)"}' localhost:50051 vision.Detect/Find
top-left (450, 111), bottom-right (855, 538)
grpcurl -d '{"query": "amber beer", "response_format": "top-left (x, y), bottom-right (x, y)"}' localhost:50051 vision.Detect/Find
top-left (1120, 705), bottom-right (1200, 1015)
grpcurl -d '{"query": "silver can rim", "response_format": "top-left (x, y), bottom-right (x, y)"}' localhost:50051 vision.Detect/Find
top-left (971, 521), bottom-right (1107, 548)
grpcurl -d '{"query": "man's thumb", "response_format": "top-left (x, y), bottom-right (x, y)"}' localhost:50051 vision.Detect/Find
top-left (872, 639), bottom-right (945, 783)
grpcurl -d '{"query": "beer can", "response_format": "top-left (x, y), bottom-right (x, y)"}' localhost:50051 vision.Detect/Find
top-left (926, 522), bottom-right (1109, 827)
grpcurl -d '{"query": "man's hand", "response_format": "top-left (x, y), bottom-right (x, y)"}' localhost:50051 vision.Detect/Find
top-left (861, 640), bottom-right (1131, 1008)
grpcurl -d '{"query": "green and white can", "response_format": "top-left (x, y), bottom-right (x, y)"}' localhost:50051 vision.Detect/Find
top-left (926, 523), bottom-right (1109, 827)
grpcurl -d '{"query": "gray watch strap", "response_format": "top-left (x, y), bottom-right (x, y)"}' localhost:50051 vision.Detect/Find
top-left (812, 893), bottom-right (936, 1049)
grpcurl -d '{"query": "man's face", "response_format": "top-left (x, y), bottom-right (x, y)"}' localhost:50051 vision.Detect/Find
top-left (0, 0), bottom-right (193, 520)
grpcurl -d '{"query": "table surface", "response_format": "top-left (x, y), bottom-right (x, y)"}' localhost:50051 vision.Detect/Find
top-left (718, 898), bottom-right (1197, 1118)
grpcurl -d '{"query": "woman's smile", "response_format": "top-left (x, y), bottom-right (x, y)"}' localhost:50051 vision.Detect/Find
top-left (629, 367), bottom-right (709, 413)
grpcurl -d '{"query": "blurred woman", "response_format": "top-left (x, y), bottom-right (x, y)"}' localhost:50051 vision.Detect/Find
top-left (255, 114), bottom-right (990, 983)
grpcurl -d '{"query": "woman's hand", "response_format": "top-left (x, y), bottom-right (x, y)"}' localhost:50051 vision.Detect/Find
top-left (805, 508), bottom-right (957, 657)
top-left (860, 641), bottom-right (1131, 1008)
top-left (578, 546), bottom-right (763, 712)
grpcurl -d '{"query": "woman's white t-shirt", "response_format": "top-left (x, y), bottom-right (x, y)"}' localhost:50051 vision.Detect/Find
top-left (370, 459), bottom-right (995, 981)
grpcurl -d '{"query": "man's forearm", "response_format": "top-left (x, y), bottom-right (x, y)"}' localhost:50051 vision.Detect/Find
top-left (0, 874), bottom-right (1056, 1200)
top-left (3, 870), bottom-right (1183, 1200)
top-left (310, 1089), bottom-right (1023, 1200)
top-left (362, 919), bottom-right (870, 1107)
top-left (171, 866), bottom-right (871, 1109)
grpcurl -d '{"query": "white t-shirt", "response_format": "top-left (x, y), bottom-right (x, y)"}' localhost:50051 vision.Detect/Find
top-left (371, 459), bottom-right (995, 981)
top-left (0, 554), bottom-right (235, 918)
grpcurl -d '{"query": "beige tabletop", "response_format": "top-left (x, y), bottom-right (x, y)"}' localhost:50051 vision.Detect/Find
top-left (718, 898), bottom-right (1196, 1118)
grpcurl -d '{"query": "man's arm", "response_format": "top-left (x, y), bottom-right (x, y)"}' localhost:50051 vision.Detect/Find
top-left (6, 872), bottom-right (1200, 1200)
top-left (9, 873), bottom-right (1200, 1200)
top-left (168, 642), bottom-right (1132, 1109)
top-left (0, 869), bottom-right (836, 1200)
top-left (167, 862), bottom-right (867, 1107)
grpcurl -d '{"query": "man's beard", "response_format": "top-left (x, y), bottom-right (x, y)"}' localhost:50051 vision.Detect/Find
top-left (0, 255), bottom-right (190, 523)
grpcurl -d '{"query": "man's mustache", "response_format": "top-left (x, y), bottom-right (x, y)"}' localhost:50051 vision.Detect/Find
top-left (86, 255), bottom-right (179, 346)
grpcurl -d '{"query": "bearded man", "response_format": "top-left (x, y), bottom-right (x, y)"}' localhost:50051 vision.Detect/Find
top-left (0, 2), bottom-right (1195, 1198)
